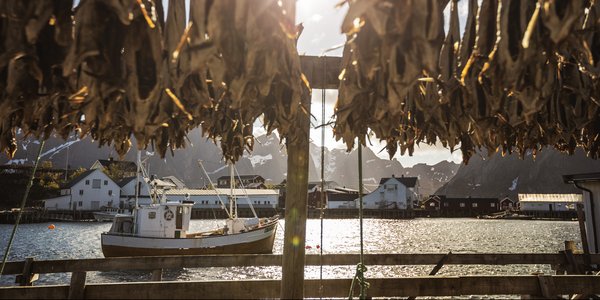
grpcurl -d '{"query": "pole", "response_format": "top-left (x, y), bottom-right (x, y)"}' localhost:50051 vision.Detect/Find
top-left (281, 0), bottom-right (308, 297)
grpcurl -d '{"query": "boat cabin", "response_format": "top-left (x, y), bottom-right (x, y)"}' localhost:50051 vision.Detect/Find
top-left (109, 201), bottom-right (194, 238)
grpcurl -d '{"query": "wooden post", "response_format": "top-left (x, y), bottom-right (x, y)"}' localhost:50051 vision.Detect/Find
top-left (280, 1), bottom-right (309, 298)
top-left (152, 269), bottom-right (163, 281)
top-left (16, 257), bottom-right (35, 286)
top-left (68, 271), bottom-right (86, 299)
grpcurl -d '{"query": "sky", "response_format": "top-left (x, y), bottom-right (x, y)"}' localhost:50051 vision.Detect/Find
top-left (285, 0), bottom-right (465, 167)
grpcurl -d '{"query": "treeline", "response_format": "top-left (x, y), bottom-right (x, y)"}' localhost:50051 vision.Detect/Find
top-left (0, 162), bottom-right (86, 209)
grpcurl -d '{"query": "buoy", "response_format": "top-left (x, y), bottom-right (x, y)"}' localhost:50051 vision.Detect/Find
top-left (48, 224), bottom-right (55, 230)
top-left (316, 245), bottom-right (320, 249)
top-left (305, 245), bottom-right (312, 249)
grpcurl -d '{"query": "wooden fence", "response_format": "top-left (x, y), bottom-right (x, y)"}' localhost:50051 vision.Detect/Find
top-left (1, 252), bottom-right (599, 299)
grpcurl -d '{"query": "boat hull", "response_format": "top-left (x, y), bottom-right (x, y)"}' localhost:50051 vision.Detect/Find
top-left (101, 221), bottom-right (277, 257)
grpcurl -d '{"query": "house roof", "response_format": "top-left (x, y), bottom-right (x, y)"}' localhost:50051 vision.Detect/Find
top-left (379, 176), bottom-right (418, 188)
top-left (518, 194), bottom-right (582, 203)
top-left (117, 176), bottom-right (137, 187)
top-left (95, 159), bottom-right (138, 172)
top-left (217, 175), bottom-right (265, 181)
top-left (61, 169), bottom-right (98, 189)
top-left (563, 173), bottom-right (600, 183)
top-left (162, 176), bottom-right (187, 188)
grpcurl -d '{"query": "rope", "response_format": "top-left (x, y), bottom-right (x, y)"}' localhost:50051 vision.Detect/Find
top-left (349, 143), bottom-right (369, 299)
top-left (1, 139), bottom-right (45, 276)
top-left (318, 55), bottom-right (327, 299)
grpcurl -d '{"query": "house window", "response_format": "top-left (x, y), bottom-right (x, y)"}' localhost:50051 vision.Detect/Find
top-left (385, 184), bottom-right (397, 191)
top-left (472, 203), bottom-right (478, 208)
top-left (79, 190), bottom-right (84, 195)
top-left (104, 180), bottom-right (108, 185)
top-left (215, 201), bottom-right (218, 204)
top-left (108, 190), bottom-right (113, 196)
top-left (92, 179), bottom-right (101, 189)
top-left (460, 203), bottom-right (465, 208)
top-left (490, 203), bottom-right (496, 207)
top-left (78, 201), bottom-right (83, 207)
top-left (443, 202), bottom-right (449, 207)
top-left (85, 180), bottom-right (90, 185)
top-left (429, 202), bottom-right (436, 207)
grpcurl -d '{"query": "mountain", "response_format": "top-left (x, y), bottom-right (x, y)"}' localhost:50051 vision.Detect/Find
top-left (435, 148), bottom-right (600, 199)
top-left (0, 130), bottom-right (459, 195)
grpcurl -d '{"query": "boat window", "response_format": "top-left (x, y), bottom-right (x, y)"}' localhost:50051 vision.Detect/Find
top-left (148, 211), bottom-right (156, 219)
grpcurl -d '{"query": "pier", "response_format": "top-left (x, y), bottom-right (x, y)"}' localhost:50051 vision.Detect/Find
top-left (2, 248), bottom-right (599, 298)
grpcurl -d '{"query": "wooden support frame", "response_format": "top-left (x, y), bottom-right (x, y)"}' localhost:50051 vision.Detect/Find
top-left (2, 276), bottom-right (600, 299)
top-left (2, 253), bottom-right (600, 275)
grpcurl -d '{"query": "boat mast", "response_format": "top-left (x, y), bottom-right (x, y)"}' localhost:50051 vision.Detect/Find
top-left (229, 161), bottom-right (237, 219)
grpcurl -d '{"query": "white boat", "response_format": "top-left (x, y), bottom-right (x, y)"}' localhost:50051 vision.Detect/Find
top-left (93, 207), bottom-right (128, 222)
top-left (101, 155), bottom-right (279, 257)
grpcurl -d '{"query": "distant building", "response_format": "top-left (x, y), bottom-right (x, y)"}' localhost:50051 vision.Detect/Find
top-left (118, 176), bottom-right (152, 207)
top-left (326, 187), bottom-right (360, 209)
top-left (166, 188), bottom-right (279, 209)
top-left (360, 175), bottom-right (418, 210)
top-left (518, 194), bottom-right (582, 212)
top-left (308, 181), bottom-right (340, 208)
top-left (499, 196), bottom-right (516, 210)
top-left (424, 195), bottom-right (501, 216)
top-left (44, 169), bottom-right (120, 210)
top-left (216, 175), bottom-right (266, 189)
top-left (91, 157), bottom-right (138, 177)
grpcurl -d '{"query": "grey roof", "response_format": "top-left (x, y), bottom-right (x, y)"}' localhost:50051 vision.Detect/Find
top-left (379, 176), bottom-right (418, 188)
top-left (217, 175), bottom-right (264, 181)
top-left (61, 169), bottom-right (97, 189)
top-left (162, 176), bottom-right (187, 188)
top-left (117, 176), bottom-right (137, 187)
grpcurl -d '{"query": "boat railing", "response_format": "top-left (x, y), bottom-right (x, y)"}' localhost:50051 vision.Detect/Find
top-left (2, 246), bottom-right (600, 298)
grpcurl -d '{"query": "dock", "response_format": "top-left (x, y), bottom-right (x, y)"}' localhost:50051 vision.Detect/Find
top-left (2, 247), bottom-right (599, 298)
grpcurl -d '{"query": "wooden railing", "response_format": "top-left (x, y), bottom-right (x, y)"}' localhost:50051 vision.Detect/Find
top-left (1, 252), bottom-right (599, 299)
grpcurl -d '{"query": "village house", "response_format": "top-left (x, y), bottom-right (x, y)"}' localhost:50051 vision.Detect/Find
top-left (307, 180), bottom-right (340, 208)
top-left (216, 174), bottom-right (266, 189)
top-left (117, 176), bottom-right (152, 207)
top-left (517, 194), bottom-right (582, 212)
top-left (359, 175), bottom-right (418, 210)
top-left (326, 187), bottom-right (360, 209)
top-left (165, 188), bottom-right (279, 209)
top-left (423, 195), bottom-right (501, 217)
top-left (43, 169), bottom-right (120, 210)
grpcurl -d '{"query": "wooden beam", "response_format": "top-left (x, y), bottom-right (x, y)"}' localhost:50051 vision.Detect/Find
top-left (3, 253), bottom-right (600, 275)
top-left (2, 276), bottom-right (600, 299)
top-left (299, 55), bottom-right (342, 90)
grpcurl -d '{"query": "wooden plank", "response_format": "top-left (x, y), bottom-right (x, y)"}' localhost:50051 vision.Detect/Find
top-left (299, 55), bottom-right (342, 90)
top-left (1, 253), bottom-right (598, 275)
top-left (68, 271), bottom-right (86, 299)
top-left (16, 257), bottom-right (35, 286)
top-left (3, 276), bottom-right (600, 299)
top-left (536, 275), bottom-right (556, 298)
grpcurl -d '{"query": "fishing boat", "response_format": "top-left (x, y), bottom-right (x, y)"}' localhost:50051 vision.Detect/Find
top-left (101, 155), bottom-right (279, 257)
top-left (93, 207), bottom-right (128, 222)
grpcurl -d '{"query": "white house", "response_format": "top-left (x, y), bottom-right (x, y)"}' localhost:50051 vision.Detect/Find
top-left (44, 169), bottom-right (120, 210)
top-left (518, 194), bottom-right (582, 212)
top-left (166, 188), bottom-right (280, 209)
top-left (359, 176), bottom-right (418, 210)
top-left (118, 176), bottom-right (152, 207)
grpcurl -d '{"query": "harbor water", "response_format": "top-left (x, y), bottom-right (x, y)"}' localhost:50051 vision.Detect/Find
top-left (0, 218), bottom-right (581, 286)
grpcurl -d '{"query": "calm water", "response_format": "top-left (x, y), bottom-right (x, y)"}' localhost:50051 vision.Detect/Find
top-left (0, 218), bottom-right (581, 286)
